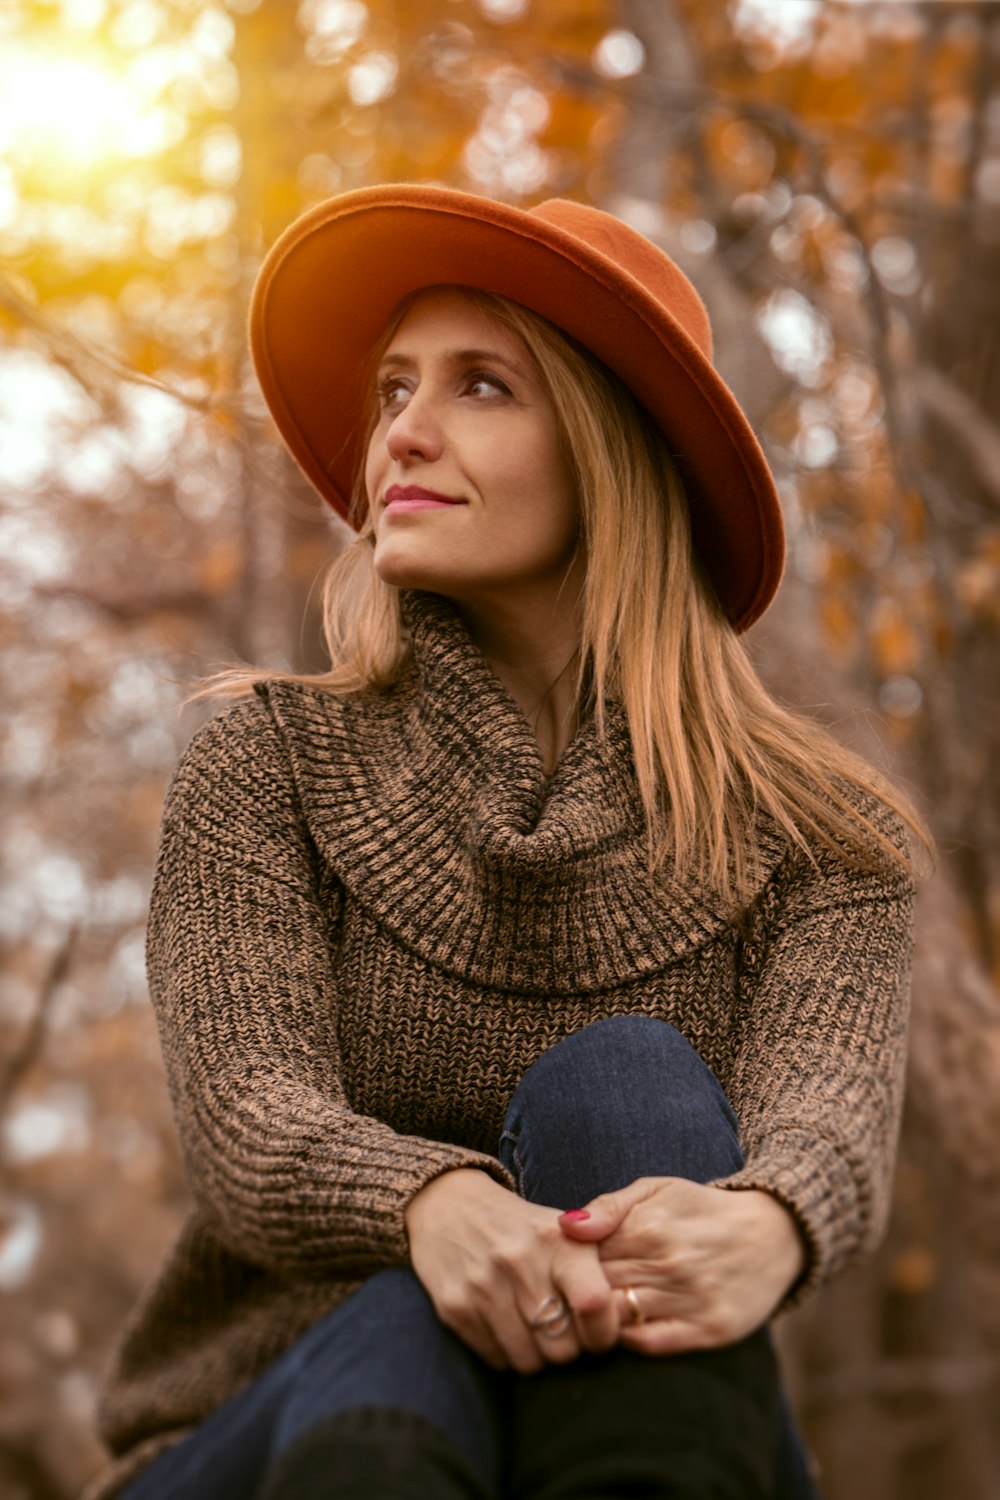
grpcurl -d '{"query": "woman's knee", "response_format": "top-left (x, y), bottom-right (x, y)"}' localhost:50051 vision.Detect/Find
top-left (512, 1016), bottom-right (735, 1133)
top-left (520, 1014), bottom-right (713, 1084)
top-left (500, 1015), bottom-right (743, 1202)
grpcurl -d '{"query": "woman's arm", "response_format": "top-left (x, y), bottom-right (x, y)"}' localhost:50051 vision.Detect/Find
top-left (561, 824), bottom-right (915, 1345)
top-left (716, 832), bottom-right (915, 1297)
top-left (147, 699), bottom-right (513, 1280)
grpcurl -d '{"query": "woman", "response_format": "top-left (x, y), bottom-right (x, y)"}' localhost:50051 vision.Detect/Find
top-left (86, 186), bottom-right (926, 1500)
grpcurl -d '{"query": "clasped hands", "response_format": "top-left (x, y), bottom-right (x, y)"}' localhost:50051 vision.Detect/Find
top-left (405, 1168), bottom-right (807, 1376)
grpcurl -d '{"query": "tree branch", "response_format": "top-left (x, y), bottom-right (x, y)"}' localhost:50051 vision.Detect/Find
top-left (911, 366), bottom-right (1000, 511)
top-left (806, 1352), bottom-right (998, 1405)
top-left (548, 55), bottom-right (908, 447)
top-left (0, 273), bottom-right (252, 421)
top-left (0, 928), bottom-right (77, 1114)
top-left (29, 581), bottom-right (223, 625)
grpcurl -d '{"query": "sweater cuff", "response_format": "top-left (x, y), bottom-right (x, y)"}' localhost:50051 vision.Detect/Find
top-left (710, 1128), bottom-right (873, 1308)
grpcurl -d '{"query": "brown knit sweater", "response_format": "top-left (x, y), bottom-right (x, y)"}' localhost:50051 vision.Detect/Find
top-left (86, 589), bottom-right (914, 1498)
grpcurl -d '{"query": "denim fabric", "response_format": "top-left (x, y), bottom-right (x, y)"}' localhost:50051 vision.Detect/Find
top-left (498, 1017), bottom-right (819, 1500)
top-left (498, 1014), bottom-right (744, 1200)
top-left (120, 1016), bottom-right (819, 1499)
top-left (120, 1268), bottom-right (505, 1499)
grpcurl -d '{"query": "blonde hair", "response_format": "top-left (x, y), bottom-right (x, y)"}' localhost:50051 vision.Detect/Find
top-left (202, 287), bottom-right (931, 908)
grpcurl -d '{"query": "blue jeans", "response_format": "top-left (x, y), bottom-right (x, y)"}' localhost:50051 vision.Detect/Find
top-left (121, 1017), bottom-right (820, 1498)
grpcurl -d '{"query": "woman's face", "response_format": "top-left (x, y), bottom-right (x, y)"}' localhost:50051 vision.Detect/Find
top-left (364, 289), bottom-right (580, 608)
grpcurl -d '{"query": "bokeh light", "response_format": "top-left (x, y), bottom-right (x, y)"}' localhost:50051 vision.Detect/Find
top-left (0, 45), bottom-right (184, 187)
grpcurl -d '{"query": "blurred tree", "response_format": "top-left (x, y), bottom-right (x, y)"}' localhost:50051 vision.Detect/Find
top-left (590, 4), bottom-right (1000, 1494)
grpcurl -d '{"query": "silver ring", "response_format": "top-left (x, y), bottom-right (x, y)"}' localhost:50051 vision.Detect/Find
top-left (528, 1293), bottom-right (572, 1337)
top-left (624, 1285), bottom-right (644, 1325)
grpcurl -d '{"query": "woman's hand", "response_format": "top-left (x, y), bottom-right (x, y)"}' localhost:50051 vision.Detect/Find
top-left (558, 1178), bottom-right (808, 1355)
top-left (405, 1168), bottom-right (620, 1374)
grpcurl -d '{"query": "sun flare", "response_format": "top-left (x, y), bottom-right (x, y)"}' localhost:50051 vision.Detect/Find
top-left (0, 44), bottom-right (181, 182)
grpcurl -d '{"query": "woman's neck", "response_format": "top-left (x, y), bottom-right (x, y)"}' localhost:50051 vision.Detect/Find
top-left (447, 571), bottom-right (586, 777)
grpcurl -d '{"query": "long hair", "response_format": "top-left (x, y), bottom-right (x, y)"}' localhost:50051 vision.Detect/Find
top-left (201, 287), bottom-right (931, 908)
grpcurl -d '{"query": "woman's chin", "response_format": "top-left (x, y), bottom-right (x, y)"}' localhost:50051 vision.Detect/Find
top-left (373, 547), bottom-right (464, 594)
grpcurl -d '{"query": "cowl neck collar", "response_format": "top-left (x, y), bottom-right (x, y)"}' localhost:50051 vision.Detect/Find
top-left (257, 590), bottom-right (781, 993)
top-left (399, 589), bottom-right (640, 850)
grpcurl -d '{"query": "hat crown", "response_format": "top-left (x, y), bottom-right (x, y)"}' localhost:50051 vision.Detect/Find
top-left (530, 198), bottom-right (713, 361)
top-left (250, 182), bottom-right (783, 629)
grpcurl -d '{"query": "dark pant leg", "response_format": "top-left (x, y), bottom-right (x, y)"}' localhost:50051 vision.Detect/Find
top-left (269, 1267), bottom-right (503, 1484)
top-left (499, 1015), bottom-right (819, 1500)
top-left (119, 1268), bottom-right (504, 1500)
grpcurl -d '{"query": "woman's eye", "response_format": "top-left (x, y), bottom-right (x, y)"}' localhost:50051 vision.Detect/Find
top-left (465, 371), bottom-right (510, 399)
top-left (376, 370), bottom-right (511, 411)
top-left (377, 377), bottom-right (410, 410)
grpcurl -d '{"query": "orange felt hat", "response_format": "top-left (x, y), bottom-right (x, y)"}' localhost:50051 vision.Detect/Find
top-left (249, 184), bottom-right (784, 630)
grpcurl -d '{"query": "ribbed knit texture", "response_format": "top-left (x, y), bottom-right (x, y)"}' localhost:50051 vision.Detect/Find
top-left (85, 589), bottom-right (914, 1500)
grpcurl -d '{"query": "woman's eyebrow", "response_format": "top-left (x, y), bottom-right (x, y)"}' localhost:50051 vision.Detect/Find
top-left (377, 346), bottom-right (528, 377)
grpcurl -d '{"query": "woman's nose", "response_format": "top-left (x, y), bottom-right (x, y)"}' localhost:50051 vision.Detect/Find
top-left (384, 390), bottom-right (444, 464)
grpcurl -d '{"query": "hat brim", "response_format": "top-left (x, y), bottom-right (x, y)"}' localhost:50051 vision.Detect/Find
top-left (250, 184), bottom-right (784, 631)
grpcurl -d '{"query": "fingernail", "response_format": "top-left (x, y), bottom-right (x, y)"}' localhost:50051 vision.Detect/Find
top-left (560, 1209), bottom-right (591, 1221)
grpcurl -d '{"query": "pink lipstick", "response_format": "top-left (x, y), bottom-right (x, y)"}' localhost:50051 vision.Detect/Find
top-left (383, 484), bottom-right (465, 515)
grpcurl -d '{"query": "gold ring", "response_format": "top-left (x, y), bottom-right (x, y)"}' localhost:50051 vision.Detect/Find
top-left (624, 1285), bottom-right (644, 1325)
top-left (528, 1293), bottom-right (572, 1337)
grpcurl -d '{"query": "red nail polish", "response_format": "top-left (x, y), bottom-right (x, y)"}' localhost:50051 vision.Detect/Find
top-left (560, 1209), bottom-right (591, 1221)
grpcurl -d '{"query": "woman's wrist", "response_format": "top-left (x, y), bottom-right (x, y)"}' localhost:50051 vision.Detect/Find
top-left (404, 1167), bottom-right (498, 1243)
top-left (743, 1188), bottom-right (809, 1290)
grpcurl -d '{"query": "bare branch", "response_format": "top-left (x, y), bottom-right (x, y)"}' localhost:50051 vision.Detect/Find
top-left (807, 1352), bottom-right (999, 1406)
top-left (0, 927), bottom-right (77, 1113)
top-left (546, 52), bottom-right (934, 506)
top-left (911, 366), bottom-right (1000, 511)
top-left (0, 272), bottom-right (257, 422)
top-left (29, 581), bottom-right (223, 624)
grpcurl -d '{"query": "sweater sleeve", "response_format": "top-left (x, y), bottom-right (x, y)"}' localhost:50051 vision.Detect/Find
top-left (145, 698), bottom-right (514, 1281)
top-left (715, 823), bottom-right (915, 1302)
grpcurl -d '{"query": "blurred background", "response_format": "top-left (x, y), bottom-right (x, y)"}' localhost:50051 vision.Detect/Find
top-left (1, 0), bottom-right (998, 1496)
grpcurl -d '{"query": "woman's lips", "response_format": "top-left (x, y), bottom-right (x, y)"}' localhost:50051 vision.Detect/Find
top-left (383, 485), bottom-right (465, 514)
